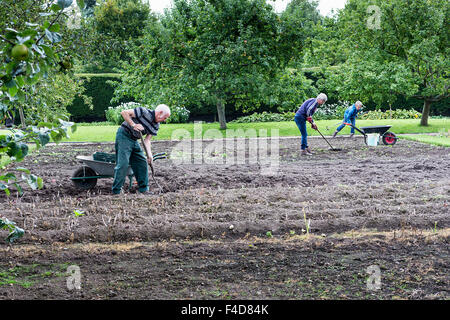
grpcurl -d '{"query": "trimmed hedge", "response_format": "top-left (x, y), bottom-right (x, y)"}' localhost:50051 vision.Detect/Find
top-left (67, 73), bottom-right (123, 122)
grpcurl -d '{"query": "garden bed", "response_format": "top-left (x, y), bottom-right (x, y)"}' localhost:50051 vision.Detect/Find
top-left (0, 136), bottom-right (448, 299)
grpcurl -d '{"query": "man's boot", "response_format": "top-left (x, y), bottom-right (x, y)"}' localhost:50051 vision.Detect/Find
top-left (349, 133), bottom-right (354, 138)
top-left (306, 147), bottom-right (315, 155)
top-left (332, 131), bottom-right (338, 138)
top-left (301, 149), bottom-right (312, 156)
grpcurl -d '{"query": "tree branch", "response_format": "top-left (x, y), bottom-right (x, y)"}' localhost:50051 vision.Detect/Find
top-left (36, 8), bottom-right (64, 44)
top-left (0, 35), bottom-right (15, 46)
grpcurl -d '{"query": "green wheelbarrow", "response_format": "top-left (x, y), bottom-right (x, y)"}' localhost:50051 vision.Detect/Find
top-left (71, 152), bottom-right (167, 190)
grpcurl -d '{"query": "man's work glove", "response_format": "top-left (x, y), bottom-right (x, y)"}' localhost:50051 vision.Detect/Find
top-left (306, 116), bottom-right (313, 124)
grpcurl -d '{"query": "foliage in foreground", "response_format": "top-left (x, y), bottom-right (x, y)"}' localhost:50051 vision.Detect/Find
top-left (0, 218), bottom-right (24, 243)
top-left (0, 0), bottom-right (78, 197)
top-left (0, 1), bottom-right (83, 243)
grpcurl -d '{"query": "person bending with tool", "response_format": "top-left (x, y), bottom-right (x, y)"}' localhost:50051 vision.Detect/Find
top-left (112, 104), bottom-right (171, 195)
top-left (294, 93), bottom-right (327, 156)
top-left (332, 101), bottom-right (363, 138)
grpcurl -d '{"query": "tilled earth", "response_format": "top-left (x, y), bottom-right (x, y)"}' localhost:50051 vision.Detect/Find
top-left (0, 136), bottom-right (449, 300)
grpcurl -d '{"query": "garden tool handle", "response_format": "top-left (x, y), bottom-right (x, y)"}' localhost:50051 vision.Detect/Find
top-left (316, 127), bottom-right (337, 151)
top-left (138, 131), bottom-right (154, 176)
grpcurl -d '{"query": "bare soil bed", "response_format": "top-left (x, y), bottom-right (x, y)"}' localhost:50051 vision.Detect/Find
top-left (0, 136), bottom-right (449, 300)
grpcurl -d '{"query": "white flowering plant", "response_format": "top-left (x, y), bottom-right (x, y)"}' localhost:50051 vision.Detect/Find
top-left (106, 102), bottom-right (190, 124)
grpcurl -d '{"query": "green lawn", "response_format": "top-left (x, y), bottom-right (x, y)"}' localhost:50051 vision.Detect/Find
top-left (399, 134), bottom-right (450, 147)
top-left (58, 118), bottom-right (450, 142)
top-left (1, 119), bottom-right (449, 144)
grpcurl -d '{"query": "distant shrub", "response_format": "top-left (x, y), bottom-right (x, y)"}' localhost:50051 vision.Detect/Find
top-left (231, 111), bottom-right (295, 123)
top-left (313, 102), bottom-right (349, 120)
top-left (360, 108), bottom-right (421, 120)
top-left (105, 102), bottom-right (143, 125)
top-left (67, 74), bottom-right (123, 122)
top-left (165, 105), bottom-right (190, 124)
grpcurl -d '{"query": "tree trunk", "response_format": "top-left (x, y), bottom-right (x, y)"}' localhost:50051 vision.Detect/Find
top-left (216, 99), bottom-right (227, 130)
top-left (420, 100), bottom-right (431, 126)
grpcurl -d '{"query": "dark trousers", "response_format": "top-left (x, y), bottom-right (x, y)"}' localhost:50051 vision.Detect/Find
top-left (336, 115), bottom-right (356, 133)
top-left (294, 114), bottom-right (308, 150)
top-left (112, 127), bottom-right (148, 194)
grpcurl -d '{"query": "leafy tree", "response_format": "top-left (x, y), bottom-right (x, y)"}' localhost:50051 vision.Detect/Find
top-left (114, 0), bottom-right (282, 129)
top-left (82, 0), bottom-right (97, 17)
top-left (278, 0), bottom-right (322, 66)
top-left (23, 71), bottom-right (92, 124)
top-left (262, 66), bottom-right (316, 112)
top-left (328, 0), bottom-right (449, 125)
top-left (0, 0), bottom-right (78, 196)
top-left (75, 0), bottom-right (152, 72)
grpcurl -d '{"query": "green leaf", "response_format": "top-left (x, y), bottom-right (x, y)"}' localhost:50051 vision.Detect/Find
top-left (5, 79), bottom-right (17, 88)
top-left (40, 45), bottom-right (55, 58)
top-left (48, 24), bottom-right (60, 33)
top-left (8, 85), bottom-right (18, 97)
top-left (38, 132), bottom-right (50, 146)
top-left (50, 131), bottom-right (62, 143)
top-left (15, 76), bottom-right (25, 88)
top-left (59, 119), bottom-right (74, 128)
top-left (32, 44), bottom-right (45, 57)
top-left (37, 177), bottom-right (44, 189)
top-left (13, 183), bottom-right (23, 196)
top-left (6, 226), bottom-right (24, 243)
top-left (57, 0), bottom-right (73, 9)
top-left (51, 4), bottom-right (63, 12)
top-left (77, 0), bottom-right (85, 9)
top-left (27, 174), bottom-right (40, 190)
top-left (45, 29), bottom-right (62, 43)
top-left (16, 167), bottom-right (31, 174)
top-left (16, 36), bottom-right (31, 44)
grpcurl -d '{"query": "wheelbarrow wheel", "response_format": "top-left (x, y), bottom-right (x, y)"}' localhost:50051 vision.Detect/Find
top-left (382, 132), bottom-right (397, 146)
top-left (72, 166), bottom-right (98, 190)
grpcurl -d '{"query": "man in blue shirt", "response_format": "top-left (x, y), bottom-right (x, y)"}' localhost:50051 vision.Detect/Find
top-left (332, 101), bottom-right (363, 138)
top-left (112, 104), bottom-right (171, 195)
top-left (294, 93), bottom-right (327, 155)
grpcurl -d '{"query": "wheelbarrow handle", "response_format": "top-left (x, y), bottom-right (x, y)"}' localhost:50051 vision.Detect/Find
top-left (152, 155), bottom-right (167, 161)
top-left (153, 152), bottom-right (167, 158)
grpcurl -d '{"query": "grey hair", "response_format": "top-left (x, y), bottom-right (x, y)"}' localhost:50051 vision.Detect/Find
top-left (355, 101), bottom-right (363, 107)
top-left (155, 104), bottom-right (171, 116)
top-left (317, 93), bottom-right (327, 102)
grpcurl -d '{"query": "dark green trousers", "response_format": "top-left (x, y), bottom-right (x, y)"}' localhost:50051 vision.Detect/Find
top-left (112, 127), bottom-right (148, 194)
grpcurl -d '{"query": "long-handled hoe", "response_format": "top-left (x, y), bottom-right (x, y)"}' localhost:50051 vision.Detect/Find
top-left (315, 126), bottom-right (341, 151)
top-left (139, 131), bottom-right (164, 193)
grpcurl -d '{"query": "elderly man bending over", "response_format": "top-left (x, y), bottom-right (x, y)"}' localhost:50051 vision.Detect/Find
top-left (294, 93), bottom-right (327, 156)
top-left (112, 104), bottom-right (171, 195)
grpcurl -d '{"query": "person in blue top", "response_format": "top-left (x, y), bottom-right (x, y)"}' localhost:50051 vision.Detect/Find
top-left (332, 101), bottom-right (363, 138)
top-left (294, 93), bottom-right (327, 155)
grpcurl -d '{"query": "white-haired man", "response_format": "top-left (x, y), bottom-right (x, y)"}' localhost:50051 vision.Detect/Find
top-left (332, 101), bottom-right (363, 138)
top-left (112, 104), bottom-right (171, 194)
top-left (294, 93), bottom-right (327, 155)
